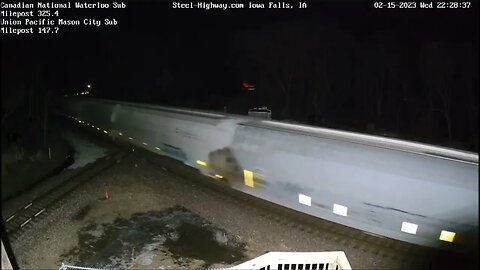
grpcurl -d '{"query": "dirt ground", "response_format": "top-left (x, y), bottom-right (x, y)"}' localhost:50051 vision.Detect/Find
top-left (3, 152), bottom-right (412, 269)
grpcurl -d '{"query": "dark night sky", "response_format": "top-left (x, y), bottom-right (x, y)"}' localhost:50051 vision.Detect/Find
top-left (1, 0), bottom-right (479, 150)
top-left (2, 1), bottom-right (477, 90)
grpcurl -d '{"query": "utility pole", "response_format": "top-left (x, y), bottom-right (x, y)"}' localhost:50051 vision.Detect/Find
top-left (1, 221), bottom-right (18, 269)
top-left (1, 240), bottom-right (13, 269)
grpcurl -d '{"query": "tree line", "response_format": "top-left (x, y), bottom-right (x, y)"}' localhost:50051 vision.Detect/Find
top-left (229, 20), bottom-right (478, 151)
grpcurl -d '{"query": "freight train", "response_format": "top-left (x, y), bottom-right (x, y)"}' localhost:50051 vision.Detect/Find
top-left (61, 97), bottom-right (478, 251)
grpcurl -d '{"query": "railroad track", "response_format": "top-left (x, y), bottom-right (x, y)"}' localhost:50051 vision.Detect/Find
top-left (3, 127), bottom-right (471, 270)
top-left (140, 149), bottom-right (474, 270)
top-left (4, 151), bottom-right (129, 241)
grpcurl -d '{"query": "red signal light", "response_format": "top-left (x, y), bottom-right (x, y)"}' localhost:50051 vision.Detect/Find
top-left (242, 80), bottom-right (255, 91)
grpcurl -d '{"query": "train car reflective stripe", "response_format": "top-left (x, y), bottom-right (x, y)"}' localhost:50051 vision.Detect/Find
top-left (243, 170), bottom-right (254, 187)
top-left (103, 130), bottom-right (108, 134)
top-left (439, 230), bottom-right (455, 242)
top-left (6, 215), bottom-right (15, 222)
top-left (215, 174), bottom-right (224, 179)
top-left (97, 127), bottom-right (100, 130)
top-left (298, 194), bottom-right (311, 206)
top-left (196, 160), bottom-right (208, 167)
top-left (333, 203), bottom-right (348, 216)
top-left (142, 142), bottom-right (148, 146)
top-left (128, 137), bottom-right (133, 140)
top-left (118, 132), bottom-right (123, 136)
top-left (155, 147), bottom-right (161, 151)
top-left (401, 221), bottom-right (418, 234)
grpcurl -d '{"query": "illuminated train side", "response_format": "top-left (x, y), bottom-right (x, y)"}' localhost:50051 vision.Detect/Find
top-left (62, 97), bottom-right (478, 251)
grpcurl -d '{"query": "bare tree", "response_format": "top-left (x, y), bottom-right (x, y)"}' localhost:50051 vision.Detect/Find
top-left (1, 84), bottom-right (27, 126)
top-left (420, 43), bottom-right (456, 139)
top-left (358, 45), bottom-right (389, 128)
top-left (458, 44), bottom-right (478, 149)
top-left (255, 22), bottom-right (303, 119)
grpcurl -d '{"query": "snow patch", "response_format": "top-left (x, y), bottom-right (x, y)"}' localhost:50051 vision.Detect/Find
top-left (136, 235), bottom-right (166, 266)
top-left (63, 131), bottom-right (108, 169)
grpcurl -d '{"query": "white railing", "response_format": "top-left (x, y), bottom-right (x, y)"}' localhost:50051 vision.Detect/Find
top-left (60, 251), bottom-right (352, 270)
top-left (59, 263), bottom-right (106, 270)
top-left (230, 251), bottom-right (352, 270)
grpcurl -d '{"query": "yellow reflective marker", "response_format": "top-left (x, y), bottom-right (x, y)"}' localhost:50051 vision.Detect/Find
top-left (243, 169), bottom-right (254, 187)
top-left (196, 160), bottom-right (208, 167)
top-left (439, 230), bottom-right (455, 242)
top-left (215, 174), bottom-right (224, 179)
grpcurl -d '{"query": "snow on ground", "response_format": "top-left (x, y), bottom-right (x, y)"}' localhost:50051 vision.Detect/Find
top-left (62, 131), bottom-right (109, 169)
